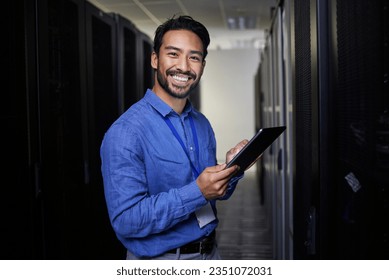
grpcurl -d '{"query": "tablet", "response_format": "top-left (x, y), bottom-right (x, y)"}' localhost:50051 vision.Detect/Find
top-left (225, 126), bottom-right (286, 172)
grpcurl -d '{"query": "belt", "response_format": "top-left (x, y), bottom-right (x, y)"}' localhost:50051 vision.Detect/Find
top-left (167, 231), bottom-right (216, 254)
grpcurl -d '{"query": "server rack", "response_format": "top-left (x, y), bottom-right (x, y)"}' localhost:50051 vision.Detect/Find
top-left (327, 0), bottom-right (389, 259)
top-left (254, 64), bottom-right (264, 204)
top-left (2, 0), bottom-right (44, 259)
top-left (85, 1), bottom-right (125, 259)
top-left (36, 0), bottom-right (90, 259)
top-left (281, 0), bottom-right (295, 260)
top-left (4, 0), bottom-right (153, 259)
top-left (270, 7), bottom-right (288, 260)
top-left (257, 5), bottom-right (290, 260)
top-left (292, 0), bottom-right (321, 259)
top-left (258, 0), bottom-right (389, 259)
top-left (258, 36), bottom-right (273, 241)
top-left (138, 32), bottom-right (154, 98)
top-left (112, 13), bottom-right (141, 112)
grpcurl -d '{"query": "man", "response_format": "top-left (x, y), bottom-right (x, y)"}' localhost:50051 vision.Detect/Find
top-left (100, 15), bottom-right (247, 260)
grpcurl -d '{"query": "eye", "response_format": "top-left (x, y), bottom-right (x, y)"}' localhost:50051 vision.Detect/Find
top-left (167, 52), bottom-right (178, 57)
top-left (190, 55), bottom-right (201, 62)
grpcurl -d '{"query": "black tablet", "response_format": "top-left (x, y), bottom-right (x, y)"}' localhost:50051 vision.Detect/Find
top-left (225, 126), bottom-right (286, 172)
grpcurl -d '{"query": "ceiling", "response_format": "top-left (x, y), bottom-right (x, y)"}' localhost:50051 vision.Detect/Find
top-left (87, 0), bottom-right (278, 50)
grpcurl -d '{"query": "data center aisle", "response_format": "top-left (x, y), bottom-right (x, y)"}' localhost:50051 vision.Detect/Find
top-left (216, 171), bottom-right (273, 259)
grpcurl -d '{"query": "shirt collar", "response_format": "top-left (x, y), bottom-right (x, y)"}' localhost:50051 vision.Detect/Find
top-left (145, 89), bottom-right (193, 118)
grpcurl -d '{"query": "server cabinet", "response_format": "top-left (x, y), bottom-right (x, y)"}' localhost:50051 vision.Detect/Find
top-left (270, 7), bottom-right (288, 260)
top-left (291, 0), bottom-right (389, 259)
top-left (258, 5), bottom-right (289, 260)
top-left (292, 0), bottom-right (321, 259)
top-left (137, 32), bottom-right (154, 98)
top-left (257, 32), bottom-right (277, 260)
top-left (254, 64), bottom-right (264, 203)
top-left (112, 14), bottom-right (139, 112)
top-left (257, 0), bottom-right (388, 259)
top-left (258, 40), bottom-right (273, 211)
top-left (2, 0), bottom-right (44, 259)
top-left (4, 0), bottom-right (93, 259)
top-left (327, 0), bottom-right (389, 259)
top-left (112, 13), bottom-right (155, 112)
top-left (35, 0), bottom-right (93, 259)
top-left (4, 0), bottom-right (153, 259)
top-left (281, 0), bottom-right (295, 260)
top-left (85, 1), bottom-right (125, 259)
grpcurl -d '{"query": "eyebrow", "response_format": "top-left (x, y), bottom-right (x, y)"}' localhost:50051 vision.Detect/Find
top-left (164, 45), bottom-right (204, 57)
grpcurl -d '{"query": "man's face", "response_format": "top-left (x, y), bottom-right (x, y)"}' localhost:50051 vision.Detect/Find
top-left (152, 30), bottom-right (206, 99)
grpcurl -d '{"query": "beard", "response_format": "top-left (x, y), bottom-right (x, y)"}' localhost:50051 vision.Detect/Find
top-left (156, 67), bottom-right (200, 99)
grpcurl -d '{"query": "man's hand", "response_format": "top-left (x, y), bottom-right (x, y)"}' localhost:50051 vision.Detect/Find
top-left (226, 139), bottom-right (249, 164)
top-left (196, 139), bottom-right (248, 200)
top-left (196, 164), bottom-right (239, 200)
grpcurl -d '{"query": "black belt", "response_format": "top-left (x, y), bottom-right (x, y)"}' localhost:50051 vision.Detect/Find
top-left (167, 231), bottom-right (216, 254)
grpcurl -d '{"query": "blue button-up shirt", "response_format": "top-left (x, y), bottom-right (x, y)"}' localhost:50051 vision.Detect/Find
top-left (100, 89), bottom-right (240, 257)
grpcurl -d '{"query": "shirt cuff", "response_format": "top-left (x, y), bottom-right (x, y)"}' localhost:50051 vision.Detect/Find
top-left (177, 180), bottom-right (208, 213)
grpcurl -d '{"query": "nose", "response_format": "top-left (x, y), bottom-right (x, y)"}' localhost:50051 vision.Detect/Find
top-left (176, 56), bottom-right (190, 72)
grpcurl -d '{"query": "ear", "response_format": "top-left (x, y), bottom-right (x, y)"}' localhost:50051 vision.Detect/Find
top-left (199, 60), bottom-right (206, 75)
top-left (151, 51), bottom-right (158, 70)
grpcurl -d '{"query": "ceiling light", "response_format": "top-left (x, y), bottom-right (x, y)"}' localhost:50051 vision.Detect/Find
top-left (227, 16), bottom-right (257, 30)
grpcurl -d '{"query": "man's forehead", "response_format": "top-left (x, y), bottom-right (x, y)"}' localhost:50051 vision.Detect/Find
top-left (159, 31), bottom-right (203, 57)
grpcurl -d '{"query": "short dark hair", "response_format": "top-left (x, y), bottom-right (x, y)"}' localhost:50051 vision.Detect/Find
top-left (153, 15), bottom-right (210, 60)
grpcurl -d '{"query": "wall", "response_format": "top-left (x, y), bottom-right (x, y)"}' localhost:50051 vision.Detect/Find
top-left (200, 49), bottom-right (260, 166)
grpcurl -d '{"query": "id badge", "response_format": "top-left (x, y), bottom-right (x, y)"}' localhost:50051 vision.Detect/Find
top-left (195, 202), bottom-right (216, 228)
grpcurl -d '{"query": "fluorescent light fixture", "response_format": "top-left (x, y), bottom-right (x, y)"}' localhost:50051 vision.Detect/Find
top-left (227, 16), bottom-right (257, 30)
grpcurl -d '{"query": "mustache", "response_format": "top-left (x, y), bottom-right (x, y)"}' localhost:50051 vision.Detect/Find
top-left (167, 69), bottom-right (197, 80)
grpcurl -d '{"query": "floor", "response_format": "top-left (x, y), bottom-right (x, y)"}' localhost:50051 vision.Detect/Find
top-left (216, 171), bottom-right (273, 259)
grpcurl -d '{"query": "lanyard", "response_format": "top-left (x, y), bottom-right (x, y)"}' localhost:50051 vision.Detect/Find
top-left (163, 114), bottom-right (200, 178)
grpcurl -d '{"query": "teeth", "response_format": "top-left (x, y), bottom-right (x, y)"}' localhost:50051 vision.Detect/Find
top-left (172, 75), bottom-right (189, 82)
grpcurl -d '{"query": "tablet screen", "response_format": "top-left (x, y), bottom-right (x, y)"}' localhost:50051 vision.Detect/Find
top-left (225, 126), bottom-right (286, 172)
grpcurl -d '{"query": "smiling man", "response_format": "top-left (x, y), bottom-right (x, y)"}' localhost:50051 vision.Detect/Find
top-left (154, 30), bottom-right (202, 101)
top-left (100, 15), bottom-right (247, 260)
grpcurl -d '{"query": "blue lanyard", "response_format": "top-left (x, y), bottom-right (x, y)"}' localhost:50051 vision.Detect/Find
top-left (163, 114), bottom-right (200, 178)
